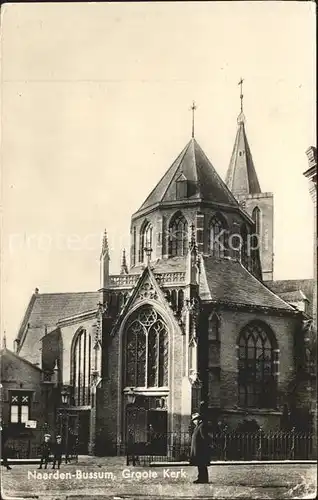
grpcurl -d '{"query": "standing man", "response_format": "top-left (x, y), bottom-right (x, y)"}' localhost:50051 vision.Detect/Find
top-left (38, 433), bottom-right (51, 469)
top-left (52, 435), bottom-right (63, 469)
top-left (190, 412), bottom-right (212, 484)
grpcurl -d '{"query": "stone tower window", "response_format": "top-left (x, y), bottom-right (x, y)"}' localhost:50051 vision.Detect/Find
top-left (125, 306), bottom-right (168, 388)
top-left (168, 212), bottom-right (188, 257)
top-left (237, 322), bottom-right (278, 409)
top-left (72, 328), bottom-right (91, 406)
top-left (252, 206), bottom-right (261, 237)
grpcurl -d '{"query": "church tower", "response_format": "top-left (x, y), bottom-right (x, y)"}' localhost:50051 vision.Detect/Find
top-left (225, 80), bottom-right (274, 281)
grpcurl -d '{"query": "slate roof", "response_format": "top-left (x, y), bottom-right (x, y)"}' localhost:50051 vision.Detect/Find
top-left (0, 348), bottom-right (44, 372)
top-left (225, 118), bottom-right (261, 196)
top-left (16, 291), bottom-right (99, 353)
top-left (130, 256), bottom-right (187, 274)
top-left (137, 138), bottom-right (239, 213)
top-left (266, 279), bottom-right (314, 316)
top-left (200, 256), bottom-right (294, 311)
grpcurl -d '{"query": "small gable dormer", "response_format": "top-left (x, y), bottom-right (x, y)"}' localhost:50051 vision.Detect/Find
top-left (176, 173), bottom-right (188, 200)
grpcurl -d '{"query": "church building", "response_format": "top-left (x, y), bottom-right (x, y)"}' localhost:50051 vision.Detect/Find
top-left (13, 95), bottom-right (313, 455)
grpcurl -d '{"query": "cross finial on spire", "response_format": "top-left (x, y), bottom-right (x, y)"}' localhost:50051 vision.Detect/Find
top-left (237, 78), bottom-right (246, 124)
top-left (190, 101), bottom-right (197, 138)
top-left (238, 78), bottom-right (244, 112)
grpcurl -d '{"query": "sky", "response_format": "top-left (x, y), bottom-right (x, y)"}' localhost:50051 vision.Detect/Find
top-left (0, 1), bottom-right (316, 349)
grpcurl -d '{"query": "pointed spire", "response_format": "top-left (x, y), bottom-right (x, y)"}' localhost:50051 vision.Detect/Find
top-left (190, 101), bottom-right (197, 138)
top-left (101, 229), bottom-right (110, 258)
top-left (120, 249), bottom-right (128, 275)
top-left (225, 80), bottom-right (261, 196)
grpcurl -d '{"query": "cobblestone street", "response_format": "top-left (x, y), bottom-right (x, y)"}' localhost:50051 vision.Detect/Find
top-left (1, 458), bottom-right (317, 499)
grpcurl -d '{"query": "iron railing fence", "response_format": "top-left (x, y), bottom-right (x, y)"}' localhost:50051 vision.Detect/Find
top-left (4, 431), bottom-right (78, 462)
top-left (124, 429), bottom-right (315, 465)
top-left (4, 429), bottom-right (315, 462)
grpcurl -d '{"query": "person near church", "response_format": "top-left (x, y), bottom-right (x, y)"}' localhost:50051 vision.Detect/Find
top-left (1, 420), bottom-right (12, 470)
top-left (52, 435), bottom-right (63, 469)
top-left (190, 412), bottom-right (212, 484)
top-left (38, 433), bottom-right (52, 469)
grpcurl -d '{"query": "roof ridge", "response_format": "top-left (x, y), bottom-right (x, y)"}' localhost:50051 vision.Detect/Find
top-left (160, 139), bottom-right (194, 202)
top-left (137, 140), bottom-right (192, 212)
top-left (31, 290), bottom-right (99, 297)
top-left (1, 348), bottom-right (44, 372)
top-left (194, 140), bottom-right (240, 207)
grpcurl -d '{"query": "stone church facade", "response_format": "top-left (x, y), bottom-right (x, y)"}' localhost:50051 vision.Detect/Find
top-left (14, 108), bottom-right (314, 455)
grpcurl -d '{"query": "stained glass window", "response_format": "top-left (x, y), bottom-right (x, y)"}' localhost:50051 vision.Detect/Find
top-left (209, 216), bottom-right (228, 257)
top-left (72, 329), bottom-right (91, 406)
top-left (169, 212), bottom-right (188, 257)
top-left (238, 323), bottom-right (277, 408)
top-left (125, 307), bottom-right (168, 388)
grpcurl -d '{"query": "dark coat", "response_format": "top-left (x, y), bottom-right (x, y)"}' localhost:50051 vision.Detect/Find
top-left (53, 442), bottom-right (63, 457)
top-left (190, 421), bottom-right (212, 466)
top-left (41, 441), bottom-right (51, 457)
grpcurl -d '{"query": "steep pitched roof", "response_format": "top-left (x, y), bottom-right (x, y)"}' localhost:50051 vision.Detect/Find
top-left (266, 279), bottom-right (314, 316)
top-left (0, 348), bottom-right (44, 372)
top-left (200, 256), bottom-right (294, 311)
top-left (138, 138), bottom-right (239, 212)
top-left (225, 117), bottom-right (261, 196)
top-left (16, 291), bottom-right (100, 353)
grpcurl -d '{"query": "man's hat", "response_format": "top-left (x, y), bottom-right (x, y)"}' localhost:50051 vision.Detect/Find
top-left (56, 435), bottom-right (61, 439)
top-left (191, 412), bottom-right (200, 421)
top-left (44, 433), bottom-right (51, 438)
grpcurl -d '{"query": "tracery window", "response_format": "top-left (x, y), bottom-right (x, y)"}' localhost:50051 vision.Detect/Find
top-left (238, 322), bottom-right (277, 409)
top-left (140, 221), bottom-right (153, 262)
top-left (72, 329), bottom-right (91, 406)
top-left (168, 212), bottom-right (188, 257)
top-left (125, 307), bottom-right (168, 388)
top-left (209, 215), bottom-right (228, 257)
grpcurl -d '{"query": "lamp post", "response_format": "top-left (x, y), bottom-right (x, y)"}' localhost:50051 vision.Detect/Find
top-left (61, 387), bottom-right (69, 406)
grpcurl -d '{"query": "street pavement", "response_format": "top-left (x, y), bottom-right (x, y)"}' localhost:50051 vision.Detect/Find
top-left (1, 457), bottom-right (317, 500)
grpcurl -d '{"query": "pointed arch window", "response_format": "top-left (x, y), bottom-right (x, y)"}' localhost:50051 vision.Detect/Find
top-left (209, 215), bottom-right (228, 257)
top-left (252, 207), bottom-right (261, 236)
top-left (168, 212), bottom-right (188, 257)
top-left (125, 306), bottom-right (168, 388)
top-left (237, 322), bottom-right (278, 409)
top-left (72, 329), bottom-right (91, 406)
top-left (208, 313), bottom-right (220, 341)
top-left (240, 223), bottom-right (249, 268)
top-left (140, 221), bottom-right (153, 262)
